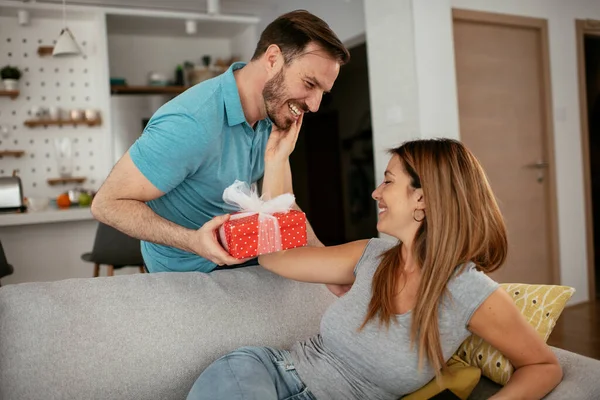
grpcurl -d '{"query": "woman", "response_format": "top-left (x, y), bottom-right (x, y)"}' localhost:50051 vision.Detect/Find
top-left (187, 139), bottom-right (563, 400)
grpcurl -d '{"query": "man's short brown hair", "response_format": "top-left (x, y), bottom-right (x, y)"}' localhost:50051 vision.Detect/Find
top-left (252, 10), bottom-right (350, 65)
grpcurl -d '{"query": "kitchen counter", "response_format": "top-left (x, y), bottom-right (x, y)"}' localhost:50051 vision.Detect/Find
top-left (0, 207), bottom-right (137, 285)
top-left (0, 207), bottom-right (94, 227)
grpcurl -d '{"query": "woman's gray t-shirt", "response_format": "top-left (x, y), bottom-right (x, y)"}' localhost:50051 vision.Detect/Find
top-left (288, 238), bottom-right (499, 400)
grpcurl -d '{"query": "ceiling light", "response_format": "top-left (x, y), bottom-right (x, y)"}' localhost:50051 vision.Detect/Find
top-left (52, 0), bottom-right (82, 57)
top-left (17, 9), bottom-right (30, 26)
top-left (185, 19), bottom-right (197, 35)
top-left (207, 0), bottom-right (220, 15)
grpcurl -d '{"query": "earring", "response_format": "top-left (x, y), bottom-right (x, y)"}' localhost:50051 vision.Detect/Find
top-left (413, 209), bottom-right (425, 222)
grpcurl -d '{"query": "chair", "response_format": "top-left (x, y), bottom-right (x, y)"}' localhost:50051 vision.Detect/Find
top-left (81, 222), bottom-right (145, 277)
top-left (0, 241), bottom-right (14, 287)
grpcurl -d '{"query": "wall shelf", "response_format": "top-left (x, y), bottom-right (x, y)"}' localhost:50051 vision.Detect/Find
top-left (47, 177), bottom-right (87, 186)
top-left (24, 118), bottom-right (102, 128)
top-left (0, 90), bottom-right (19, 99)
top-left (110, 85), bottom-right (188, 95)
top-left (0, 150), bottom-right (25, 158)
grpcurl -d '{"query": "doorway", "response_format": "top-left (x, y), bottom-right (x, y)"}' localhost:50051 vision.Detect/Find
top-left (453, 9), bottom-right (560, 285)
top-left (290, 41), bottom-right (377, 245)
top-left (577, 19), bottom-right (600, 300)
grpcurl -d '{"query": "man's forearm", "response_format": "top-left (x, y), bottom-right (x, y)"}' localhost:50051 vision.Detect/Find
top-left (283, 159), bottom-right (293, 194)
top-left (263, 158), bottom-right (322, 247)
top-left (262, 161), bottom-right (287, 199)
top-left (91, 198), bottom-right (196, 253)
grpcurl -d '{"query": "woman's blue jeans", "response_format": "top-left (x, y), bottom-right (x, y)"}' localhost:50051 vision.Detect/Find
top-left (187, 346), bottom-right (316, 400)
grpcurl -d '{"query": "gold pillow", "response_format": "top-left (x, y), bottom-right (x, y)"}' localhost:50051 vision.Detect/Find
top-left (402, 356), bottom-right (481, 400)
top-left (456, 283), bottom-right (575, 385)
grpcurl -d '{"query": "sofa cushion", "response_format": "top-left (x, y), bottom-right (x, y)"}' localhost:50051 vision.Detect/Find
top-left (0, 266), bottom-right (335, 400)
top-left (402, 355), bottom-right (481, 399)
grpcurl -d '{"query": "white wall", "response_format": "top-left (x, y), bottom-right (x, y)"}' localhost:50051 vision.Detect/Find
top-left (110, 95), bottom-right (173, 163)
top-left (365, 0), bottom-right (600, 304)
top-left (107, 34), bottom-right (232, 86)
top-left (412, 0), bottom-right (460, 140)
top-left (363, 0), bottom-right (421, 191)
top-left (256, 0), bottom-right (366, 45)
top-left (231, 24), bottom-right (258, 62)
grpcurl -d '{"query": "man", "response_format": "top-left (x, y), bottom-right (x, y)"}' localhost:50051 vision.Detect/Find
top-left (91, 10), bottom-right (350, 287)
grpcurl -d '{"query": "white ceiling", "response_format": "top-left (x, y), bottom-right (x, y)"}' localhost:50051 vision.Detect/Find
top-left (20, 0), bottom-right (281, 16)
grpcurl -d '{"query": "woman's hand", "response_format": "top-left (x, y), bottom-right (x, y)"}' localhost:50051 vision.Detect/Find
top-left (264, 114), bottom-right (303, 164)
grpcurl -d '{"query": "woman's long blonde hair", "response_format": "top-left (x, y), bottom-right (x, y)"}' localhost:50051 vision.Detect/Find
top-left (360, 138), bottom-right (508, 376)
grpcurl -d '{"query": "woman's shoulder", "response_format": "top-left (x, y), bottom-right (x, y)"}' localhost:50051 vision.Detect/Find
top-left (366, 237), bottom-right (398, 253)
top-left (446, 262), bottom-right (500, 314)
top-left (353, 238), bottom-right (397, 275)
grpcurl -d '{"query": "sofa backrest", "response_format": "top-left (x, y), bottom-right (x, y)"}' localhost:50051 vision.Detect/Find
top-left (0, 266), bottom-right (335, 400)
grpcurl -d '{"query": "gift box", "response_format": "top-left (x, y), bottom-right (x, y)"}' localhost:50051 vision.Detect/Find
top-left (219, 210), bottom-right (307, 259)
top-left (217, 180), bottom-right (308, 259)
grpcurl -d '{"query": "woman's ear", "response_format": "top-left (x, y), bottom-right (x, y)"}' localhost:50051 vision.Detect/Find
top-left (415, 189), bottom-right (425, 210)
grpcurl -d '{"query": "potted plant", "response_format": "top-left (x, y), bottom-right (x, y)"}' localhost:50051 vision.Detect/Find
top-left (1, 65), bottom-right (22, 91)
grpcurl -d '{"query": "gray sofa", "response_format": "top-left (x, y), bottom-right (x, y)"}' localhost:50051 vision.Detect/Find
top-left (0, 266), bottom-right (598, 399)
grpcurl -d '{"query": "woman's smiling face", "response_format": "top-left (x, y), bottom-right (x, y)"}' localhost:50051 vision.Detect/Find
top-left (371, 155), bottom-right (425, 242)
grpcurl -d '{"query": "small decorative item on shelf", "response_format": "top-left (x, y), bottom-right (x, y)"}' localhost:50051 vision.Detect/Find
top-left (70, 109), bottom-right (83, 121)
top-left (148, 72), bottom-right (168, 86)
top-left (215, 56), bottom-right (240, 71)
top-left (26, 197), bottom-right (50, 212)
top-left (48, 106), bottom-right (62, 120)
top-left (23, 108), bottom-right (101, 127)
top-left (84, 109), bottom-right (99, 122)
top-left (175, 65), bottom-right (185, 86)
top-left (1, 65), bottom-right (22, 91)
top-left (110, 77), bottom-right (127, 86)
top-left (54, 137), bottom-right (73, 177)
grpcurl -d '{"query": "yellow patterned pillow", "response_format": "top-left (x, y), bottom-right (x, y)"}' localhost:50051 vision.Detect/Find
top-left (402, 356), bottom-right (481, 400)
top-left (456, 283), bottom-right (575, 385)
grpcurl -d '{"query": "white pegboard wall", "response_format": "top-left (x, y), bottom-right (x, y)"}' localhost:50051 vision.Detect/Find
top-left (0, 13), bottom-right (110, 200)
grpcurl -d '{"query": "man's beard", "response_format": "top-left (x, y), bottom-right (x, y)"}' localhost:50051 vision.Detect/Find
top-left (263, 68), bottom-right (294, 131)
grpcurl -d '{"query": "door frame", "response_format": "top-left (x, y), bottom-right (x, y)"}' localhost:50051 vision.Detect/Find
top-left (576, 19), bottom-right (600, 301)
top-left (452, 9), bottom-right (561, 285)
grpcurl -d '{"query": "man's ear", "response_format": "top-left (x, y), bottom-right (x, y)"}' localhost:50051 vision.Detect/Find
top-left (264, 44), bottom-right (283, 75)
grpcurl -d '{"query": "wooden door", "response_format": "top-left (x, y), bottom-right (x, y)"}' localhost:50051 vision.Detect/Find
top-left (453, 9), bottom-right (559, 284)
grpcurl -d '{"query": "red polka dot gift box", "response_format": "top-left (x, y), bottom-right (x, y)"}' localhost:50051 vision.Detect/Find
top-left (218, 180), bottom-right (308, 259)
top-left (218, 211), bottom-right (307, 259)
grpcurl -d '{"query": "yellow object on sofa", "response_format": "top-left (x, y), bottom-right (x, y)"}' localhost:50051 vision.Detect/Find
top-left (402, 355), bottom-right (481, 400)
top-left (456, 283), bottom-right (575, 385)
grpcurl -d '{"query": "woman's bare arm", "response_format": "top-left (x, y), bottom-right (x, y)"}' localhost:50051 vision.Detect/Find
top-left (469, 289), bottom-right (563, 399)
top-left (258, 239), bottom-right (369, 285)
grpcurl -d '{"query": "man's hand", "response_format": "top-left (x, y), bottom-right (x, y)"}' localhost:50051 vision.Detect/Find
top-left (265, 114), bottom-right (303, 164)
top-left (190, 214), bottom-right (247, 266)
top-left (326, 283), bottom-right (353, 297)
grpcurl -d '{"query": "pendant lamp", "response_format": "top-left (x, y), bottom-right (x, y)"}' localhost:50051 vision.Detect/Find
top-left (52, 0), bottom-right (81, 57)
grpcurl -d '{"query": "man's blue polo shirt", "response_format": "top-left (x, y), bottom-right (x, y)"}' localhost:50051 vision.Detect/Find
top-left (129, 62), bottom-right (272, 272)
